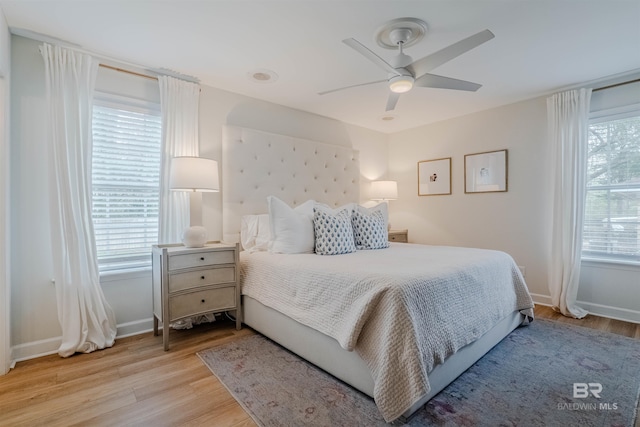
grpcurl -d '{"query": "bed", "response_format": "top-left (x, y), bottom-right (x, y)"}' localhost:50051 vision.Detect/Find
top-left (221, 125), bottom-right (534, 422)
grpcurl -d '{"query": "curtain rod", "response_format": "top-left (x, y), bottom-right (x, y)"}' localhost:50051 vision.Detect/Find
top-left (18, 28), bottom-right (199, 83)
top-left (99, 64), bottom-right (158, 81)
top-left (593, 78), bottom-right (640, 92)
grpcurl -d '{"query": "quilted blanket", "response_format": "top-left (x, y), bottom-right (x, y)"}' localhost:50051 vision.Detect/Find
top-left (240, 243), bottom-right (534, 422)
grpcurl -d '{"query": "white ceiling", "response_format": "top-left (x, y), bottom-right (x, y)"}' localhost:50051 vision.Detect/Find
top-left (2, 0), bottom-right (639, 133)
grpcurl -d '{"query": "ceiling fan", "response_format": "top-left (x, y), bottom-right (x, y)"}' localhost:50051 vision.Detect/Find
top-left (319, 19), bottom-right (495, 111)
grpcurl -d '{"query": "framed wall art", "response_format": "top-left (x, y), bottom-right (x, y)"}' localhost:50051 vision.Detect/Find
top-left (464, 149), bottom-right (508, 193)
top-left (418, 157), bottom-right (452, 196)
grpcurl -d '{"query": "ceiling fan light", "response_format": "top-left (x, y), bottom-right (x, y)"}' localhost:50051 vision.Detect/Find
top-left (389, 75), bottom-right (414, 93)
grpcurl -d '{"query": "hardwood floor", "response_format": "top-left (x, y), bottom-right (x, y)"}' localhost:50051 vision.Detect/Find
top-left (1, 306), bottom-right (638, 426)
top-left (0, 318), bottom-right (258, 427)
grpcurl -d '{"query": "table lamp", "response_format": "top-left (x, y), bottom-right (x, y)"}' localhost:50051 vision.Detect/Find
top-left (169, 156), bottom-right (219, 247)
top-left (371, 180), bottom-right (398, 231)
top-left (371, 180), bottom-right (398, 202)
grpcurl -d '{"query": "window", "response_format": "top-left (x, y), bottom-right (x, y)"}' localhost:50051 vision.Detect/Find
top-left (92, 94), bottom-right (162, 272)
top-left (582, 105), bottom-right (640, 264)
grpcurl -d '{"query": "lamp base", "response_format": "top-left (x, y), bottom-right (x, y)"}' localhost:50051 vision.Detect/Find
top-left (182, 226), bottom-right (207, 248)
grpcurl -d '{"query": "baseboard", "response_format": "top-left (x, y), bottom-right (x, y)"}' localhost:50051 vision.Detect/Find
top-left (575, 301), bottom-right (640, 324)
top-left (530, 293), bottom-right (552, 306)
top-left (116, 318), bottom-right (154, 339)
top-left (10, 317), bottom-right (155, 365)
top-left (531, 293), bottom-right (640, 324)
top-left (11, 336), bottom-right (60, 363)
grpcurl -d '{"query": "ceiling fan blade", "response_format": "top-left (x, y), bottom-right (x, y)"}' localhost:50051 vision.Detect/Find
top-left (407, 29), bottom-right (495, 78)
top-left (414, 73), bottom-right (482, 91)
top-left (386, 92), bottom-right (401, 111)
top-left (343, 38), bottom-right (401, 76)
top-left (318, 79), bottom-right (387, 95)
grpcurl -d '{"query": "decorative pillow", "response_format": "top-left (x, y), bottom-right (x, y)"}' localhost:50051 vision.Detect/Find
top-left (240, 214), bottom-right (270, 252)
top-left (356, 202), bottom-right (389, 229)
top-left (352, 206), bottom-right (390, 250)
top-left (313, 207), bottom-right (356, 255)
top-left (267, 196), bottom-right (315, 254)
top-left (313, 201), bottom-right (357, 217)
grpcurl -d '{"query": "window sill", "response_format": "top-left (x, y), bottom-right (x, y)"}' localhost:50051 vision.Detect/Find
top-left (100, 267), bottom-right (152, 284)
top-left (581, 257), bottom-right (640, 271)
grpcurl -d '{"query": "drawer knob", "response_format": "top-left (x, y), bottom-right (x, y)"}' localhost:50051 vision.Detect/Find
top-left (201, 276), bottom-right (205, 280)
top-left (201, 299), bottom-right (205, 303)
top-left (200, 257), bottom-right (205, 261)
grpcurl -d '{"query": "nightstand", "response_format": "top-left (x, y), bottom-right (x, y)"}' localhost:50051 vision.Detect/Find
top-left (388, 229), bottom-right (408, 243)
top-left (152, 241), bottom-right (240, 351)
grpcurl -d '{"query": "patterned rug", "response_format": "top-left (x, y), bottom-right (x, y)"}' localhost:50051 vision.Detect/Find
top-left (198, 319), bottom-right (640, 426)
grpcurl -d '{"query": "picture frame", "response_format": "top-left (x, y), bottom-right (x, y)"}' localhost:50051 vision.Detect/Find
top-left (464, 149), bottom-right (508, 193)
top-left (418, 157), bottom-right (452, 196)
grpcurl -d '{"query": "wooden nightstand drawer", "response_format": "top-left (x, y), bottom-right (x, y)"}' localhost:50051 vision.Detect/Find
top-left (169, 266), bottom-right (236, 293)
top-left (388, 230), bottom-right (408, 243)
top-left (168, 249), bottom-right (235, 270)
top-left (152, 242), bottom-right (241, 350)
top-left (169, 286), bottom-right (236, 320)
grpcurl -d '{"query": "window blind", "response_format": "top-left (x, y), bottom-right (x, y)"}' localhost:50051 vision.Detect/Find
top-left (583, 110), bottom-right (640, 264)
top-left (92, 100), bottom-right (162, 272)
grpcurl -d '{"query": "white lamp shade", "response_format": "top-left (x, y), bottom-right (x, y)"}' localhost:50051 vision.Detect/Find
top-left (170, 157), bottom-right (219, 192)
top-left (371, 180), bottom-right (398, 201)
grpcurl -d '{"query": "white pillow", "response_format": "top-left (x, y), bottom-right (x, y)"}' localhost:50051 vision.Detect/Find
top-left (267, 196), bottom-right (315, 254)
top-left (240, 214), bottom-right (270, 252)
top-left (352, 208), bottom-right (389, 250)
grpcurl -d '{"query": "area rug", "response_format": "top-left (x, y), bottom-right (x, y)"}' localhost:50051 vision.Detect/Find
top-left (198, 319), bottom-right (640, 426)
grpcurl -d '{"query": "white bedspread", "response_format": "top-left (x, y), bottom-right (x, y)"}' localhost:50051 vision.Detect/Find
top-left (240, 243), bottom-right (534, 422)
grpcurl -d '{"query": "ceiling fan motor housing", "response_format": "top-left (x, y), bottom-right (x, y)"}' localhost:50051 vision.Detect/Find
top-left (389, 28), bottom-right (413, 46)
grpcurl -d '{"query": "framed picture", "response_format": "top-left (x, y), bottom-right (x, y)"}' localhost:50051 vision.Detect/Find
top-left (418, 157), bottom-right (452, 196)
top-left (464, 149), bottom-right (508, 193)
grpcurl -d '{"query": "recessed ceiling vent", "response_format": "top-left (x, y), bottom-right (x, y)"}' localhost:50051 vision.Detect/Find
top-left (248, 68), bottom-right (279, 84)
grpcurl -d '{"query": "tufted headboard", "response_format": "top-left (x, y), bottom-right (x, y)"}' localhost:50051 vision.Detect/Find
top-left (222, 126), bottom-right (360, 243)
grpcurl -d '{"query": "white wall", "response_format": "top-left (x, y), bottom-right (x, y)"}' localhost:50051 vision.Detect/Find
top-left (10, 35), bottom-right (56, 360)
top-left (388, 94), bottom-right (639, 322)
top-left (0, 5), bottom-right (12, 374)
top-left (388, 98), bottom-right (550, 296)
top-left (9, 35), bottom-right (389, 360)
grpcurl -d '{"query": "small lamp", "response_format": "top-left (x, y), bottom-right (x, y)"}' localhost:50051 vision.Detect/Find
top-left (170, 156), bottom-right (219, 248)
top-left (371, 180), bottom-right (398, 202)
top-left (371, 180), bottom-right (398, 231)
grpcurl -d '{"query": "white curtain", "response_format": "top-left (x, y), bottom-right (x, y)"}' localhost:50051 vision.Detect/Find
top-left (547, 88), bottom-right (592, 318)
top-left (41, 44), bottom-right (117, 357)
top-left (158, 75), bottom-right (200, 244)
top-left (158, 76), bottom-right (210, 329)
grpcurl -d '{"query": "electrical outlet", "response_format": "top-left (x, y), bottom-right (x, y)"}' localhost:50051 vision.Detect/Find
top-left (518, 266), bottom-right (526, 277)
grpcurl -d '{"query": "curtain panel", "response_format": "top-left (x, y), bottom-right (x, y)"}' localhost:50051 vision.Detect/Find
top-left (158, 76), bottom-right (201, 245)
top-left (41, 44), bottom-right (117, 357)
top-left (547, 88), bottom-right (592, 318)
top-left (157, 76), bottom-right (211, 329)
